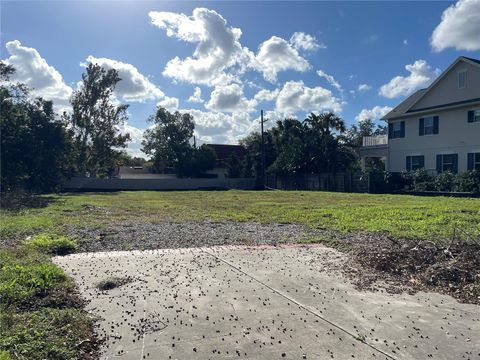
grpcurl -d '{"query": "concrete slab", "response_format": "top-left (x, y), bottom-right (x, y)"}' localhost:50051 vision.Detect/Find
top-left (54, 245), bottom-right (480, 360)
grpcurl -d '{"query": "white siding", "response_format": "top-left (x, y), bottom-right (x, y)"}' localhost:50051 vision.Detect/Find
top-left (388, 105), bottom-right (480, 173)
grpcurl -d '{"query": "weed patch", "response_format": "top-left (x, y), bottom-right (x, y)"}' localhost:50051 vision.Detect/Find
top-left (25, 234), bottom-right (77, 255)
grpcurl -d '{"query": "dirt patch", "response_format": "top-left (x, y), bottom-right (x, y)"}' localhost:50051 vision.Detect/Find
top-left (65, 220), bottom-right (316, 252)
top-left (96, 276), bottom-right (133, 291)
top-left (348, 239), bottom-right (480, 304)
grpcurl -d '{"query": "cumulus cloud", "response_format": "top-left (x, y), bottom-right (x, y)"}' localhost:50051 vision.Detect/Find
top-left (255, 36), bottom-right (311, 83)
top-left (254, 88), bottom-right (279, 102)
top-left (205, 83), bottom-right (256, 113)
top-left (187, 86), bottom-right (204, 103)
top-left (290, 32), bottom-right (325, 51)
top-left (149, 8), bottom-right (253, 86)
top-left (316, 70), bottom-right (343, 92)
top-left (118, 122), bottom-right (146, 158)
top-left (357, 84), bottom-right (372, 92)
top-left (157, 96), bottom-right (179, 111)
top-left (379, 60), bottom-right (441, 98)
top-left (355, 106), bottom-right (393, 122)
top-left (183, 108), bottom-right (256, 144)
top-left (276, 80), bottom-right (342, 114)
top-left (3, 40), bottom-right (73, 110)
top-left (431, 0), bottom-right (480, 52)
top-left (85, 56), bottom-right (164, 102)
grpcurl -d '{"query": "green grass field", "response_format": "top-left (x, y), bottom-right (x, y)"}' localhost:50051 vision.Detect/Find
top-left (2, 190), bottom-right (479, 242)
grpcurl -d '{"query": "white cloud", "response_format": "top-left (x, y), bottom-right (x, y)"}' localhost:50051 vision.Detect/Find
top-left (290, 32), bottom-right (325, 51)
top-left (357, 84), bottom-right (372, 92)
top-left (157, 96), bottom-right (179, 111)
top-left (118, 122), bottom-right (146, 158)
top-left (3, 40), bottom-right (73, 111)
top-left (431, 0), bottom-right (480, 52)
top-left (316, 70), bottom-right (343, 92)
top-left (276, 80), bottom-right (342, 114)
top-left (187, 86), bottom-right (204, 103)
top-left (254, 36), bottom-right (311, 83)
top-left (254, 88), bottom-right (279, 102)
top-left (355, 106), bottom-right (393, 122)
top-left (205, 83), bottom-right (256, 113)
top-left (149, 8), bottom-right (253, 86)
top-left (183, 108), bottom-right (256, 144)
top-left (379, 60), bottom-right (441, 98)
top-left (85, 56), bottom-right (164, 102)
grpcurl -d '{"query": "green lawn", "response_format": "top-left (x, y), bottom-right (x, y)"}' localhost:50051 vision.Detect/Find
top-left (2, 190), bottom-right (479, 242)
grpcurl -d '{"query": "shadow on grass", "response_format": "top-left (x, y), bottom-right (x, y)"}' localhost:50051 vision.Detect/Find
top-left (0, 191), bottom-right (58, 211)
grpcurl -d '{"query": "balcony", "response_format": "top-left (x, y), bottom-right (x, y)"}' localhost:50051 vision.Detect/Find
top-left (362, 135), bottom-right (388, 147)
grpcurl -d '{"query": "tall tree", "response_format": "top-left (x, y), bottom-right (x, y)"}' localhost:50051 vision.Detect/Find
top-left (142, 107), bottom-right (195, 174)
top-left (64, 63), bottom-right (130, 177)
top-left (303, 112), bottom-right (351, 173)
top-left (1, 62), bottom-right (74, 192)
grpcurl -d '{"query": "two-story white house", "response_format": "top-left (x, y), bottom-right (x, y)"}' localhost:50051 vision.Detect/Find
top-left (361, 56), bottom-right (480, 174)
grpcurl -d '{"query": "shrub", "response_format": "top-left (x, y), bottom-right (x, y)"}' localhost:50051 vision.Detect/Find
top-left (0, 351), bottom-right (11, 360)
top-left (434, 171), bottom-right (457, 192)
top-left (411, 169), bottom-right (435, 191)
top-left (25, 234), bottom-right (77, 255)
top-left (456, 170), bottom-right (480, 193)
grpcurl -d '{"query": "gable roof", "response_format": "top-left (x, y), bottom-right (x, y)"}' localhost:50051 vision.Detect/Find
top-left (383, 56), bottom-right (480, 120)
top-left (206, 144), bottom-right (247, 163)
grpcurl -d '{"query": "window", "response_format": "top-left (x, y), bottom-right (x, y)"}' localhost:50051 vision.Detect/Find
top-left (437, 154), bottom-right (458, 173)
top-left (406, 155), bottom-right (424, 171)
top-left (468, 110), bottom-right (480, 123)
top-left (458, 70), bottom-right (467, 89)
top-left (467, 153), bottom-right (480, 171)
top-left (388, 121), bottom-right (405, 139)
top-left (424, 117), bottom-right (434, 135)
top-left (419, 116), bottom-right (439, 135)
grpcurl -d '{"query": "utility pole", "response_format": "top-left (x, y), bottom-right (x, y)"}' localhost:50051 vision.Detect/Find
top-left (260, 110), bottom-right (267, 189)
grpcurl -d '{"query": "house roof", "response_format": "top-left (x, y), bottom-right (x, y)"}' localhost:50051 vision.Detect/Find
top-left (206, 144), bottom-right (247, 163)
top-left (383, 56), bottom-right (480, 121)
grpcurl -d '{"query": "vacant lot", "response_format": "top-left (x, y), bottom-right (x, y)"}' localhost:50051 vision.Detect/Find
top-left (2, 190), bottom-right (479, 242)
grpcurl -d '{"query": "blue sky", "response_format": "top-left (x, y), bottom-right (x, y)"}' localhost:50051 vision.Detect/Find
top-left (2, 1), bottom-right (480, 157)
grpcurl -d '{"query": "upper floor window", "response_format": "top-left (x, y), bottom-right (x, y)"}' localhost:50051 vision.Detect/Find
top-left (388, 121), bottom-right (405, 139)
top-left (419, 116), bottom-right (439, 136)
top-left (468, 110), bottom-right (480, 123)
top-left (458, 70), bottom-right (467, 89)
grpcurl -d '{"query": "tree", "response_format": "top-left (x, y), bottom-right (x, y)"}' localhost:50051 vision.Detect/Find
top-left (142, 107), bottom-right (195, 174)
top-left (64, 63), bottom-right (130, 177)
top-left (1, 62), bottom-right (74, 192)
top-left (177, 145), bottom-right (217, 177)
top-left (303, 112), bottom-right (351, 173)
top-left (269, 119), bottom-right (306, 175)
top-left (240, 131), bottom-right (275, 178)
top-left (225, 153), bottom-right (243, 178)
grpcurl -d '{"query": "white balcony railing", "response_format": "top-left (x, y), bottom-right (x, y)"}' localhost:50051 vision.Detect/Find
top-left (362, 135), bottom-right (388, 147)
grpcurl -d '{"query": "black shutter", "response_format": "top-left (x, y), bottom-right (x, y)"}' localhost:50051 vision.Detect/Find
top-left (406, 156), bottom-right (411, 171)
top-left (388, 123), bottom-right (393, 139)
top-left (419, 156), bottom-right (425, 168)
top-left (400, 121), bottom-right (405, 138)
top-left (467, 153), bottom-right (474, 171)
top-left (452, 154), bottom-right (458, 173)
top-left (419, 118), bottom-right (424, 136)
top-left (433, 116), bottom-right (439, 134)
top-left (468, 110), bottom-right (474, 123)
top-left (436, 155), bottom-right (442, 174)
